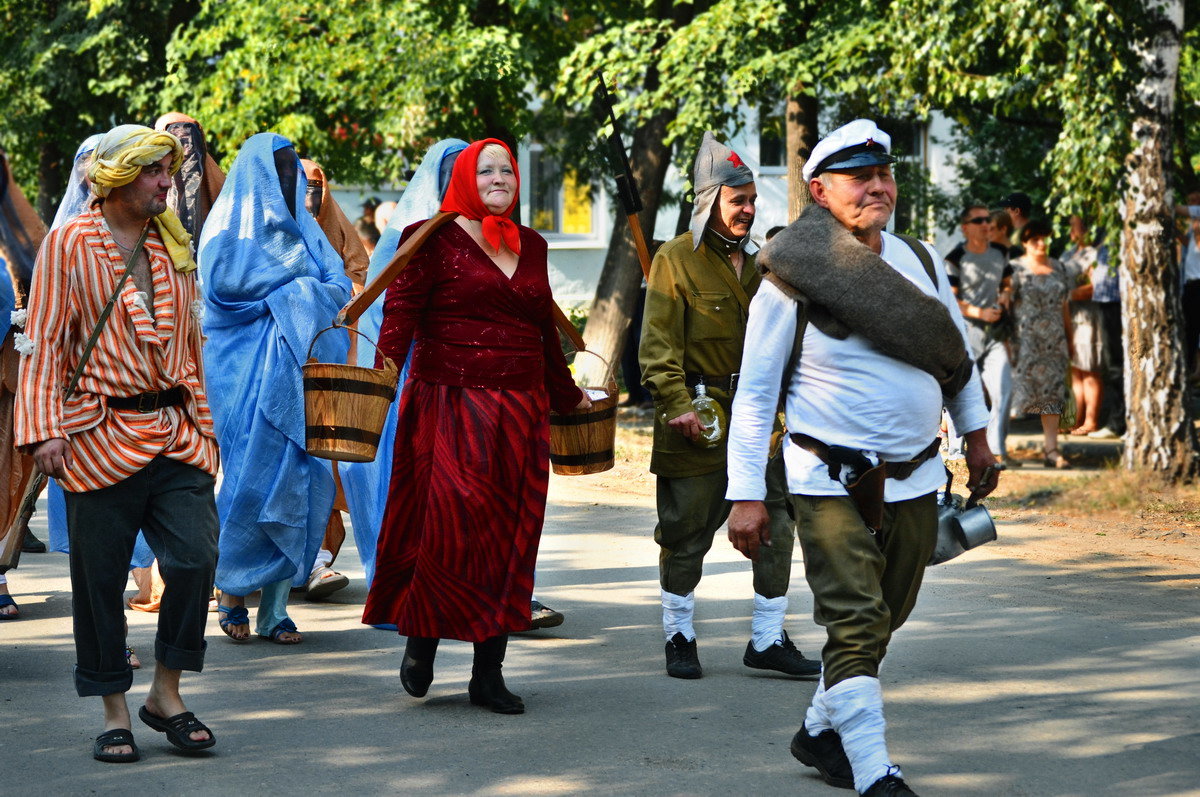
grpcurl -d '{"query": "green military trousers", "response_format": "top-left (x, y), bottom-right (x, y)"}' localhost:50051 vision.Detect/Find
top-left (791, 491), bottom-right (938, 689)
top-left (655, 454), bottom-right (793, 599)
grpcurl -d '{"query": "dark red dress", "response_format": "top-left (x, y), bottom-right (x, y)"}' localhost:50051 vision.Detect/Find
top-left (361, 220), bottom-right (582, 642)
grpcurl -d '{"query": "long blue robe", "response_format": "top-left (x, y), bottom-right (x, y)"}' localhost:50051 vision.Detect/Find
top-left (199, 133), bottom-right (351, 596)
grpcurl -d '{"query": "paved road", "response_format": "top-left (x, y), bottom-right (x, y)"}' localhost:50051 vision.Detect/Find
top-left (1, 478), bottom-right (1197, 796)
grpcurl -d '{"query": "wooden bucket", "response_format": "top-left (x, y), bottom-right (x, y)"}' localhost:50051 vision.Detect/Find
top-left (303, 325), bottom-right (399, 463)
top-left (549, 350), bottom-right (617, 476)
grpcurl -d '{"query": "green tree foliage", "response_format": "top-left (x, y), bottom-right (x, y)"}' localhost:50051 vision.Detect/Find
top-left (845, 0), bottom-right (1150, 247)
top-left (165, 0), bottom-right (599, 184)
top-left (0, 0), bottom-right (195, 214)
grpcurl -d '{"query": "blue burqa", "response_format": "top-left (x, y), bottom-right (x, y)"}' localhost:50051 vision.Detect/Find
top-left (199, 133), bottom-right (351, 596)
top-left (340, 138), bottom-right (466, 586)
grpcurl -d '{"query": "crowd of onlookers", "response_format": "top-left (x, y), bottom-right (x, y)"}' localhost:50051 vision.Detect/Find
top-left (942, 192), bottom-right (1130, 470)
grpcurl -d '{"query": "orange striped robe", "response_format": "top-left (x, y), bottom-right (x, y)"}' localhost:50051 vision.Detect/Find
top-left (14, 205), bottom-right (218, 492)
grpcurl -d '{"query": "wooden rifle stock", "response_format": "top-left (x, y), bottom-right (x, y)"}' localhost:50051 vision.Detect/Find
top-left (334, 211), bottom-right (587, 352)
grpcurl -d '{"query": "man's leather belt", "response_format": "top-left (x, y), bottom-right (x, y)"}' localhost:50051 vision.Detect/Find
top-left (106, 386), bottom-right (186, 412)
top-left (789, 433), bottom-right (941, 481)
top-left (684, 372), bottom-right (739, 392)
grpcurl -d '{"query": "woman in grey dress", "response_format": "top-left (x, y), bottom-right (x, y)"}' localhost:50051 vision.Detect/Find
top-left (1011, 219), bottom-right (1074, 468)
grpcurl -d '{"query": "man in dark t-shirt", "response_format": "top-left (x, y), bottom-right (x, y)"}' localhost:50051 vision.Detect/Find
top-left (945, 203), bottom-right (1019, 468)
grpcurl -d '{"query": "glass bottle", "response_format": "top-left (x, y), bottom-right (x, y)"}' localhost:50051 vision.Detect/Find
top-left (691, 383), bottom-right (726, 448)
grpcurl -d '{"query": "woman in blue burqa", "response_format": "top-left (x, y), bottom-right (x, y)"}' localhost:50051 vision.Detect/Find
top-left (340, 138), bottom-right (465, 589)
top-left (198, 133), bottom-right (351, 644)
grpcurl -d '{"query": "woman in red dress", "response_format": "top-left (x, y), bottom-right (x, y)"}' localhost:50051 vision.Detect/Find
top-left (362, 139), bottom-right (589, 714)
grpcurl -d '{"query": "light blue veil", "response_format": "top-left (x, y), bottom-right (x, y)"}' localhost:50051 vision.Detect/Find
top-left (340, 138), bottom-right (466, 587)
top-left (199, 132), bottom-right (352, 595)
top-left (51, 134), bottom-right (103, 231)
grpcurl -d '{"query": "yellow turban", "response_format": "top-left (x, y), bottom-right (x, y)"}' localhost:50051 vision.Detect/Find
top-left (87, 124), bottom-right (196, 273)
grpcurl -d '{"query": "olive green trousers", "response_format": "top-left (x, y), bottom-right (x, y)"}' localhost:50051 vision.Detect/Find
top-left (655, 455), bottom-right (794, 599)
top-left (792, 491), bottom-right (937, 689)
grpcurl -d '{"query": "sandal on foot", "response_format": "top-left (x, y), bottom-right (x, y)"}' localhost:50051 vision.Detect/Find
top-left (138, 706), bottom-right (216, 752)
top-left (1044, 448), bottom-right (1072, 469)
top-left (126, 646), bottom-right (141, 670)
top-left (93, 728), bottom-right (140, 763)
top-left (0, 594), bottom-right (19, 620)
top-left (217, 604), bottom-right (250, 641)
top-left (305, 565), bottom-right (349, 601)
top-left (259, 617), bottom-right (302, 644)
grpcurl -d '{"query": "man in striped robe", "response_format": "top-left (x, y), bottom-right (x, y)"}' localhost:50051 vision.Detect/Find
top-left (15, 125), bottom-right (220, 762)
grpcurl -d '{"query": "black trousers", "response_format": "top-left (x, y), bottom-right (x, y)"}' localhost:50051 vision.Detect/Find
top-left (1184, 280), bottom-right (1200, 372)
top-left (64, 457), bottom-right (219, 697)
top-left (1096, 302), bottom-right (1126, 434)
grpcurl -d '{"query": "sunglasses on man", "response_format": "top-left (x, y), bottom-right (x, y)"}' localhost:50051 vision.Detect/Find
top-left (964, 216), bottom-right (990, 225)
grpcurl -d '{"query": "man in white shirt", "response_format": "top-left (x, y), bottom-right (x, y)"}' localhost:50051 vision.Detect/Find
top-left (724, 120), bottom-right (997, 797)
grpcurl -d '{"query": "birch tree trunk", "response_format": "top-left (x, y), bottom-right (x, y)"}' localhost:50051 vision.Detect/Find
top-left (575, 108), bottom-right (674, 386)
top-left (1120, 0), bottom-right (1197, 477)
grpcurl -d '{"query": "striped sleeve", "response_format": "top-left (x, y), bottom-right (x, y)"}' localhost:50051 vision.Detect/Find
top-left (15, 229), bottom-right (74, 447)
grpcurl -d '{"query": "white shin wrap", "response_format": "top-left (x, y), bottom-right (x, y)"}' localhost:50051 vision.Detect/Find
top-left (750, 592), bottom-right (787, 652)
top-left (824, 675), bottom-right (900, 794)
top-left (661, 589), bottom-right (696, 641)
top-left (804, 675), bottom-right (833, 734)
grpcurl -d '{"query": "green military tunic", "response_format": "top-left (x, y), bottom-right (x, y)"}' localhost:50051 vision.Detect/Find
top-left (639, 230), bottom-right (761, 478)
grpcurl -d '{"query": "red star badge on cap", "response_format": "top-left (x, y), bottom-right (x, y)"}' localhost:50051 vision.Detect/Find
top-left (727, 151), bottom-right (745, 169)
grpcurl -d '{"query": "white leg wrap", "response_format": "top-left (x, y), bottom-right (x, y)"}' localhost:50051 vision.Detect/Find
top-left (310, 548), bottom-right (333, 575)
top-left (661, 589), bottom-right (696, 642)
top-left (824, 675), bottom-right (900, 794)
top-left (750, 592), bottom-right (787, 652)
top-left (804, 675), bottom-right (833, 734)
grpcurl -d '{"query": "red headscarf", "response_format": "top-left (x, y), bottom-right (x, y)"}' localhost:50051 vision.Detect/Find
top-left (439, 138), bottom-right (522, 255)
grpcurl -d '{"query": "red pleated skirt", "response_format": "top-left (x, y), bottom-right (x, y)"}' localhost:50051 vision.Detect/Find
top-left (362, 378), bottom-right (549, 642)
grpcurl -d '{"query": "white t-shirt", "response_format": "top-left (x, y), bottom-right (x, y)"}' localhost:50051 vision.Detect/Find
top-left (726, 233), bottom-right (989, 502)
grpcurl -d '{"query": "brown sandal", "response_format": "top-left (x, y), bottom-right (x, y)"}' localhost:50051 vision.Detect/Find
top-left (1044, 448), bottom-right (1072, 469)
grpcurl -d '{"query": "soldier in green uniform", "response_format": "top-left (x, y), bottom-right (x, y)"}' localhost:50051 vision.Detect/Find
top-left (639, 132), bottom-right (820, 680)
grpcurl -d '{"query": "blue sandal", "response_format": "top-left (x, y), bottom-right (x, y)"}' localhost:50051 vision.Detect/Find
top-left (0, 594), bottom-right (18, 620)
top-left (259, 617), bottom-right (302, 644)
top-left (217, 604), bottom-right (250, 641)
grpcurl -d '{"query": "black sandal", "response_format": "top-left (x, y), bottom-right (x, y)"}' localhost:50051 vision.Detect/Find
top-left (93, 728), bottom-right (140, 763)
top-left (138, 706), bottom-right (216, 751)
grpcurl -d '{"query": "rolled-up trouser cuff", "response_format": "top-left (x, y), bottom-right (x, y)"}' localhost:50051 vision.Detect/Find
top-left (156, 636), bottom-right (207, 672)
top-left (74, 664), bottom-right (133, 697)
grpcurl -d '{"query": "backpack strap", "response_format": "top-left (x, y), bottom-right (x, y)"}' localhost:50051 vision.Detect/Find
top-left (894, 233), bottom-right (940, 291)
top-left (779, 297), bottom-right (808, 413)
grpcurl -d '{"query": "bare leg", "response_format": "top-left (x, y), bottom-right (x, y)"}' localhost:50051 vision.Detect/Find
top-left (100, 692), bottom-right (134, 756)
top-left (1082, 372), bottom-right (1103, 431)
top-left (1042, 414), bottom-right (1070, 467)
top-left (144, 663), bottom-right (210, 743)
top-left (1069, 367), bottom-right (1086, 431)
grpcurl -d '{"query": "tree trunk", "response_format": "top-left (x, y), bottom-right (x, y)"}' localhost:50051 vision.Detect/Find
top-left (785, 89), bottom-right (818, 222)
top-left (576, 107), bottom-right (674, 385)
top-left (1120, 0), bottom-right (1196, 478)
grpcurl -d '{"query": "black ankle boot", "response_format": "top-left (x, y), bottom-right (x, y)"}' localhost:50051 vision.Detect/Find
top-left (468, 669), bottom-right (524, 714)
top-left (400, 636), bottom-right (439, 698)
top-left (469, 635), bottom-right (524, 714)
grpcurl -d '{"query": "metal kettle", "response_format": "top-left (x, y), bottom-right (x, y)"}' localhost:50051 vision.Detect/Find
top-left (929, 467), bottom-right (998, 566)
